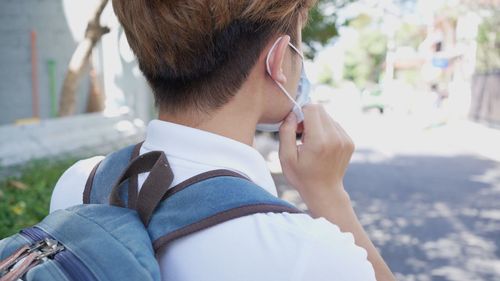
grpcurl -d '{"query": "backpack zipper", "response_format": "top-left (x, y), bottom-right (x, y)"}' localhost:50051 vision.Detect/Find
top-left (18, 227), bottom-right (97, 281)
top-left (0, 241), bottom-right (44, 276)
top-left (0, 236), bottom-right (64, 280)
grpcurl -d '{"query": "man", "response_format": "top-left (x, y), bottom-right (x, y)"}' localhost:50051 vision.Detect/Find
top-left (51, 1), bottom-right (396, 280)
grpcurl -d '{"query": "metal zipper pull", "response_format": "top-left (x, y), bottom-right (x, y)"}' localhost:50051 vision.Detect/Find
top-left (0, 237), bottom-right (65, 280)
top-left (36, 239), bottom-right (65, 261)
top-left (27, 240), bottom-right (46, 253)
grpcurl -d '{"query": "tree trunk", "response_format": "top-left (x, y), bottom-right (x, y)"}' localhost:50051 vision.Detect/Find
top-left (58, 0), bottom-right (110, 117)
top-left (86, 60), bottom-right (105, 113)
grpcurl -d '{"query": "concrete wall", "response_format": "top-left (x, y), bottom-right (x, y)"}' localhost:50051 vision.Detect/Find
top-left (0, 0), bottom-right (85, 124)
top-left (0, 0), bottom-right (155, 125)
top-left (0, 0), bottom-right (155, 168)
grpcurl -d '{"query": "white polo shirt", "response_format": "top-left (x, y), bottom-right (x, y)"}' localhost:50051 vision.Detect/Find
top-left (50, 120), bottom-right (376, 281)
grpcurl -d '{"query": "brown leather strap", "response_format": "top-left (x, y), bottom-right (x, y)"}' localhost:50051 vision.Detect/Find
top-left (109, 151), bottom-right (174, 225)
top-left (109, 151), bottom-right (165, 207)
top-left (161, 169), bottom-right (249, 201)
top-left (83, 160), bottom-right (102, 204)
top-left (152, 204), bottom-right (302, 252)
top-left (135, 153), bottom-right (174, 226)
top-left (0, 252), bottom-right (39, 281)
top-left (0, 245), bottom-right (29, 273)
top-left (127, 141), bottom-right (143, 209)
top-left (82, 142), bottom-right (143, 206)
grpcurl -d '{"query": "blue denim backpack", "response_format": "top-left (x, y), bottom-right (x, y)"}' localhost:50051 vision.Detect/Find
top-left (0, 143), bottom-right (301, 280)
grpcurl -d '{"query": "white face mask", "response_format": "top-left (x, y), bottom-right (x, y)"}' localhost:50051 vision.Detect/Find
top-left (256, 37), bottom-right (312, 132)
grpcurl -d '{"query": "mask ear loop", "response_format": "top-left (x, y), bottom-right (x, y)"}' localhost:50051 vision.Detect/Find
top-left (266, 37), bottom-right (305, 115)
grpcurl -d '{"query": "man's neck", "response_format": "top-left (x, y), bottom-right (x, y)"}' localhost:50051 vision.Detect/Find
top-left (158, 91), bottom-right (260, 147)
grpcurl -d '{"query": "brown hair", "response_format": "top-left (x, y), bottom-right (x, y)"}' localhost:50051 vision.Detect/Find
top-left (112, 0), bottom-right (316, 114)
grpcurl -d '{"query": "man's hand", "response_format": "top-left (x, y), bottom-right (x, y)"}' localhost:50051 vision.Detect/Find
top-left (278, 104), bottom-right (355, 215)
top-left (278, 104), bottom-right (397, 281)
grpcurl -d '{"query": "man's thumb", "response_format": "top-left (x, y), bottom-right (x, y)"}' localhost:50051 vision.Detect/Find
top-left (279, 113), bottom-right (298, 163)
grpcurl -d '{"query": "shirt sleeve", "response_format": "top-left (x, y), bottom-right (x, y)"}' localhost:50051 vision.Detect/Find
top-left (284, 214), bottom-right (377, 281)
top-left (49, 156), bottom-right (104, 213)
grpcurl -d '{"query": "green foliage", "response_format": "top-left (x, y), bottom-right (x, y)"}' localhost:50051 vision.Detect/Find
top-left (344, 43), bottom-right (372, 86)
top-left (343, 16), bottom-right (388, 87)
top-left (345, 13), bottom-right (372, 29)
top-left (476, 9), bottom-right (500, 73)
top-left (395, 23), bottom-right (425, 49)
top-left (395, 69), bottom-right (421, 86)
top-left (317, 64), bottom-right (336, 86)
top-left (0, 159), bottom-right (76, 238)
top-left (302, 0), bottom-right (355, 59)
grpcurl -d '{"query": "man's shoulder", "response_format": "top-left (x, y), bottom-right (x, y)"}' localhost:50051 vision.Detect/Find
top-left (161, 211), bottom-right (376, 280)
top-left (248, 212), bottom-right (361, 248)
top-left (230, 212), bottom-right (376, 279)
top-left (49, 156), bottom-right (104, 213)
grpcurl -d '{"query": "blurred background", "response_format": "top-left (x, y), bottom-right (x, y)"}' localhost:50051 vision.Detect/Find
top-left (0, 0), bottom-right (499, 280)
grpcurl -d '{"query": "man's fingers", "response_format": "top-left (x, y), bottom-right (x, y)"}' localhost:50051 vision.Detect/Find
top-left (319, 108), bottom-right (356, 153)
top-left (301, 104), bottom-right (325, 144)
top-left (318, 106), bottom-right (337, 135)
top-left (279, 113), bottom-right (298, 163)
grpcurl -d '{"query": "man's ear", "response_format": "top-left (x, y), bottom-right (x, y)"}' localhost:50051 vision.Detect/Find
top-left (267, 35), bottom-right (290, 84)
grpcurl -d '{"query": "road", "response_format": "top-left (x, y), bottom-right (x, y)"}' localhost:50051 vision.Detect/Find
top-left (256, 113), bottom-right (500, 281)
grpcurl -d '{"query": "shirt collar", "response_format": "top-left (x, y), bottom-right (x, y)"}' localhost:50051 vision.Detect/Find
top-left (143, 119), bottom-right (277, 196)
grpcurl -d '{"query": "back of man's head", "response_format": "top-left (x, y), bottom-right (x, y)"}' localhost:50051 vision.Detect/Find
top-left (112, 0), bottom-right (316, 114)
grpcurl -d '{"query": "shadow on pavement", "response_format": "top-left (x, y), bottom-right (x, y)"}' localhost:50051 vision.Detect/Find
top-left (274, 149), bottom-right (500, 281)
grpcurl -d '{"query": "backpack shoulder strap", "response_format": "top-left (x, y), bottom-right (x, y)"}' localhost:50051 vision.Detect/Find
top-left (147, 174), bottom-right (303, 253)
top-left (83, 142), bottom-right (142, 206)
top-left (84, 147), bottom-right (303, 254)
